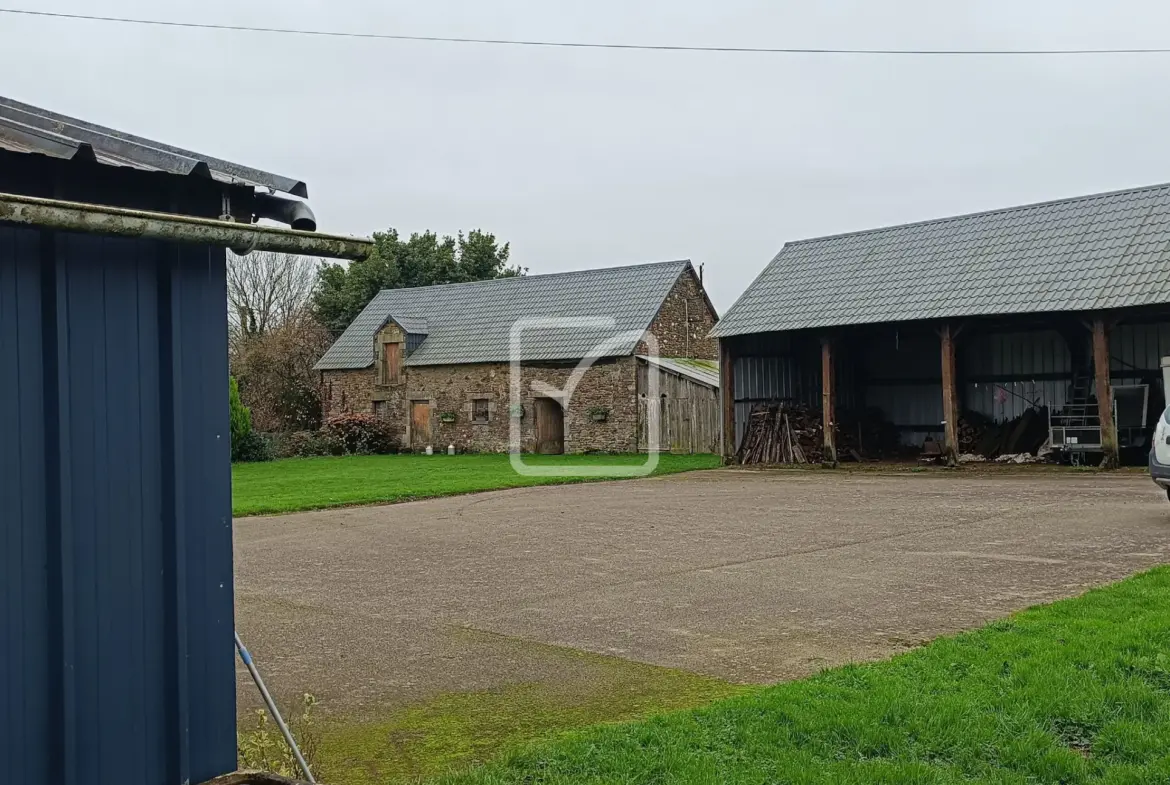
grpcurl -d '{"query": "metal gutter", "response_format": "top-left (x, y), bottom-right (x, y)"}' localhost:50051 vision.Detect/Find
top-left (0, 192), bottom-right (371, 260)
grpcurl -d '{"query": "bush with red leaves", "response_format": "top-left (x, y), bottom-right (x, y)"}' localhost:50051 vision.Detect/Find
top-left (320, 413), bottom-right (399, 455)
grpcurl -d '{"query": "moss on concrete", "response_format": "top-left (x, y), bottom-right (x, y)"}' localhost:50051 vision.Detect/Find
top-left (313, 638), bottom-right (742, 784)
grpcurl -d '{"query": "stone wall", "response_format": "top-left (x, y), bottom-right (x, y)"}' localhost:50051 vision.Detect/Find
top-left (321, 369), bottom-right (375, 418)
top-left (639, 267), bottom-right (719, 359)
top-left (322, 357), bottom-right (640, 453)
top-left (322, 368), bottom-right (411, 446)
top-left (319, 266), bottom-right (718, 453)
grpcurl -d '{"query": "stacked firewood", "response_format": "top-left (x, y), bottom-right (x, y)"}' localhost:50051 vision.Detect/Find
top-left (737, 402), bottom-right (902, 465)
top-left (736, 403), bottom-right (819, 464)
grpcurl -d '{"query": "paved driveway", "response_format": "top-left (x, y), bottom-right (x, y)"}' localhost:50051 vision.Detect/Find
top-left (235, 469), bottom-right (1170, 716)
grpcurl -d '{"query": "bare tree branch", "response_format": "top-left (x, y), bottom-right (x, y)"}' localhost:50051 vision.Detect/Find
top-left (227, 250), bottom-right (321, 342)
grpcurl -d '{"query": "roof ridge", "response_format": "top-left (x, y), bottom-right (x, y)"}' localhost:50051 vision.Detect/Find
top-left (374, 259), bottom-right (690, 296)
top-left (785, 180), bottom-right (1170, 247)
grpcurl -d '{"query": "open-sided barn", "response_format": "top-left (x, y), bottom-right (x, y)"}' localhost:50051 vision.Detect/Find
top-left (712, 182), bottom-right (1170, 468)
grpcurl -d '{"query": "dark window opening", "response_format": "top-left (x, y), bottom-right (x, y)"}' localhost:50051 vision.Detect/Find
top-left (472, 398), bottom-right (490, 424)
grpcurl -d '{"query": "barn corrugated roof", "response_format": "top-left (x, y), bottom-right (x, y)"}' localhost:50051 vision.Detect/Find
top-left (0, 95), bottom-right (307, 196)
top-left (316, 260), bottom-right (692, 369)
top-left (711, 182), bottom-right (1170, 337)
top-left (637, 356), bottom-right (720, 388)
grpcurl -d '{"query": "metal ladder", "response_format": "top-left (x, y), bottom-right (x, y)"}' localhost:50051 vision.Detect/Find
top-left (1066, 367), bottom-right (1093, 426)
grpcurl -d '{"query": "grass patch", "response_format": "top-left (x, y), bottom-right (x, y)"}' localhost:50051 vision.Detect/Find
top-left (232, 453), bottom-right (719, 517)
top-left (307, 639), bottom-right (740, 784)
top-left (424, 567), bottom-right (1170, 784)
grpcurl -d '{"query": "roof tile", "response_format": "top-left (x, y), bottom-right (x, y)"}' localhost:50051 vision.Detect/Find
top-left (712, 182), bottom-right (1170, 337)
top-left (316, 260), bottom-right (691, 370)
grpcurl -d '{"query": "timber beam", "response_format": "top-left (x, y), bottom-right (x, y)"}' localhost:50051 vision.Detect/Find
top-left (821, 334), bottom-right (838, 467)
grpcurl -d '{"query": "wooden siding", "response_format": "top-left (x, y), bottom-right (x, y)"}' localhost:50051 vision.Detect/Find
top-left (637, 360), bottom-right (719, 453)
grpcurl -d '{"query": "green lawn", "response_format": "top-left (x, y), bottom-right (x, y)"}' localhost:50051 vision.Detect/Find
top-left (423, 567), bottom-right (1170, 785)
top-left (232, 453), bottom-right (720, 517)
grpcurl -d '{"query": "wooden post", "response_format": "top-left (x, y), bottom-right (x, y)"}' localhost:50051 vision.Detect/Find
top-left (821, 334), bottom-right (837, 467)
top-left (1092, 315), bottom-right (1119, 469)
top-left (940, 323), bottom-right (959, 467)
top-left (719, 339), bottom-right (736, 463)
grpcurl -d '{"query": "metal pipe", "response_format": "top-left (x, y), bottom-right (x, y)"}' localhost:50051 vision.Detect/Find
top-left (234, 632), bottom-right (316, 784)
top-left (255, 193), bottom-right (317, 232)
top-left (0, 192), bottom-right (371, 260)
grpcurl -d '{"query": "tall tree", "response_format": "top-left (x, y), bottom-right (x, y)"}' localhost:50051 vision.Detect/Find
top-left (227, 250), bottom-right (320, 342)
top-left (313, 228), bottom-right (519, 334)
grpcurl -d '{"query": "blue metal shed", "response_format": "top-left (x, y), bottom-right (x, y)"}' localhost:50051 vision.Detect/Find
top-left (0, 98), bottom-right (369, 785)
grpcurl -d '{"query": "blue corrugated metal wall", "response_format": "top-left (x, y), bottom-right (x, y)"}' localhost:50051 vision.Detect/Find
top-left (1, 226), bottom-right (235, 785)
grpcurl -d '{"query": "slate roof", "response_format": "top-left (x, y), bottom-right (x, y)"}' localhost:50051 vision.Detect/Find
top-left (711, 182), bottom-right (1170, 338)
top-left (0, 95), bottom-right (307, 196)
top-left (638, 356), bottom-right (720, 388)
top-left (388, 315), bottom-right (429, 335)
top-left (316, 260), bottom-right (693, 369)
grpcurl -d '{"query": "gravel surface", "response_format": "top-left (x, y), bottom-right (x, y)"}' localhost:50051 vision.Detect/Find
top-left (234, 469), bottom-right (1170, 717)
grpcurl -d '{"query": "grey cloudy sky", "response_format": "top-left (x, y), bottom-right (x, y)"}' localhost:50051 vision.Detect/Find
top-left (4, 1), bottom-right (1170, 310)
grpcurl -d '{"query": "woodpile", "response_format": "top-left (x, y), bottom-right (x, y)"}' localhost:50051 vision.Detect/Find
top-left (958, 410), bottom-right (994, 454)
top-left (957, 407), bottom-right (1049, 459)
top-left (736, 403), bottom-right (900, 465)
top-left (736, 403), bottom-right (819, 464)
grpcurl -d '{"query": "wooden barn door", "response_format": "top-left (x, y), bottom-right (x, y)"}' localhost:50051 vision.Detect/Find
top-left (534, 397), bottom-right (565, 454)
top-left (639, 392), bottom-right (719, 453)
top-left (410, 400), bottom-right (431, 449)
top-left (637, 395), bottom-right (669, 452)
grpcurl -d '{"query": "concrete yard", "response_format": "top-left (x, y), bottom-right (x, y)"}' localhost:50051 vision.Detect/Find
top-left (234, 469), bottom-right (1170, 719)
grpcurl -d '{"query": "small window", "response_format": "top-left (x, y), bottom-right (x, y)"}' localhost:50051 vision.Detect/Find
top-left (382, 342), bottom-right (402, 385)
top-left (373, 400), bottom-right (386, 419)
top-left (472, 398), bottom-right (490, 424)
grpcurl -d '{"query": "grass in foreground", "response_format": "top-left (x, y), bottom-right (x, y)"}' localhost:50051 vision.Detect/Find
top-left (424, 567), bottom-right (1170, 785)
top-left (232, 453), bottom-right (719, 516)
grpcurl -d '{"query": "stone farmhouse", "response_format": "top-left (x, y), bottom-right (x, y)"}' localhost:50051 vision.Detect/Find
top-left (315, 260), bottom-right (720, 454)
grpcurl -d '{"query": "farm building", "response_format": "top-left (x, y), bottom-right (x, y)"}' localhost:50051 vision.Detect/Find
top-left (712, 182), bottom-right (1170, 468)
top-left (315, 259), bottom-right (721, 453)
top-left (0, 95), bottom-right (369, 785)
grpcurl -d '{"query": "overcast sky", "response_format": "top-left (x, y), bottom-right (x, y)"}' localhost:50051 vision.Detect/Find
top-left (5, 1), bottom-right (1170, 310)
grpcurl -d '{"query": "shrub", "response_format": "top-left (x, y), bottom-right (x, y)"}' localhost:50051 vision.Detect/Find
top-left (276, 430), bottom-right (333, 459)
top-left (233, 430), bottom-right (274, 463)
top-left (229, 376), bottom-right (255, 462)
top-left (321, 413), bottom-right (398, 455)
top-left (231, 313), bottom-right (333, 433)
